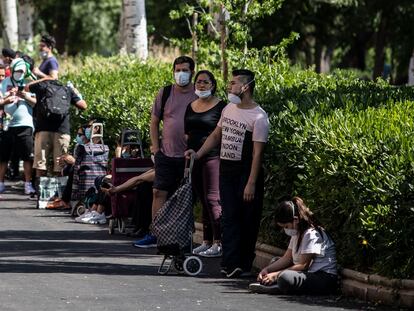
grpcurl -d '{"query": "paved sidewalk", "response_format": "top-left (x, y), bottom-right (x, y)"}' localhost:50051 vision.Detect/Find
top-left (0, 182), bottom-right (398, 311)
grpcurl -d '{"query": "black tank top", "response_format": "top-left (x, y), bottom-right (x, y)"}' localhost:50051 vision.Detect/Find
top-left (184, 100), bottom-right (227, 158)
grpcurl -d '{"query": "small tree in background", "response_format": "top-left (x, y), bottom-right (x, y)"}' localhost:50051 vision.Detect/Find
top-left (1, 0), bottom-right (19, 50)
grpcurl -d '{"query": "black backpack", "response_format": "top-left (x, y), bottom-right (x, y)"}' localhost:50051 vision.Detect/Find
top-left (39, 80), bottom-right (71, 122)
top-left (159, 84), bottom-right (172, 121)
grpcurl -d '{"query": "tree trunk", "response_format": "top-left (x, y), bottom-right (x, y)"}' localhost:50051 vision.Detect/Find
top-left (320, 47), bottom-right (333, 74)
top-left (373, 11), bottom-right (388, 80)
top-left (1, 0), bottom-right (19, 50)
top-left (191, 12), bottom-right (198, 67)
top-left (121, 0), bottom-right (148, 60)
top-left (219, 4), bottom-right (229, 83)
top-left (17, 0), bottom-right (34, 50)
top-left (52, 0), bottom-right (73, 54)
top-left (314, 36), bottom-right (323, 73)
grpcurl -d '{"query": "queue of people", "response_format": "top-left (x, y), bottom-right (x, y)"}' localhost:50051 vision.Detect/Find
top-left (0, 48), bottom-right (338, 296)
top-left (0, 35), bottom-right (86, 197)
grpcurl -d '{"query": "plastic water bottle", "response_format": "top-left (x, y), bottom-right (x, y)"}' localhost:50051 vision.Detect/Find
top-left (3, 114), bottom-right (12, 131)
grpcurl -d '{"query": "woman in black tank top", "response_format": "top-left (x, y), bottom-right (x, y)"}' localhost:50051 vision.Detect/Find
top-left (184, 70), bottom-right (226, 258)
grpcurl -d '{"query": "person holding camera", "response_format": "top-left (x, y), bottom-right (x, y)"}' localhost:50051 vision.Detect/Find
top-left (0, 57), bottom-right (37, 195)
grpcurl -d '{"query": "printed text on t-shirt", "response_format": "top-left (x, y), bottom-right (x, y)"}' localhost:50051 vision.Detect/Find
top-left (221, 116), bottom-right (248, 160)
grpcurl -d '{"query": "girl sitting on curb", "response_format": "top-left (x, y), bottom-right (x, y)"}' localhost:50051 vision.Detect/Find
top-left (249, 196), bottom-right (338, 295)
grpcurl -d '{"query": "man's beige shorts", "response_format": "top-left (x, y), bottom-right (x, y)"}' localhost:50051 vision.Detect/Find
top-left (33, 131), bottom-right (71, 172)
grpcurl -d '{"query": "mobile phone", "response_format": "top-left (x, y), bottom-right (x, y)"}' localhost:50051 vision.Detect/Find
top-left (18, 86), bottom-right (24, 91)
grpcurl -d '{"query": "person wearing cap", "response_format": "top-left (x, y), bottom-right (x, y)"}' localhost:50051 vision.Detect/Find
top-left (0, 57), bottom-right (37, 195)
top-left (32, 34), bottom-right (59, 79)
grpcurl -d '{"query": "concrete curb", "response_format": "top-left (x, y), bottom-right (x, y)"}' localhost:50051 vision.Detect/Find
top-left (194, 222), bottom-right (414, 308)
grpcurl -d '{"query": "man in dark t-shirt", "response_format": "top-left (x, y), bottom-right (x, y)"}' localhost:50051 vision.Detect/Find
top-left (33, 34), bottom-right (59, 79)
top-left (25, 78), bottom-right (87, 177)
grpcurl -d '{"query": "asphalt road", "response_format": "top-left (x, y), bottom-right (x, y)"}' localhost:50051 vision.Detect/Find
top-left (0, 183), bottom-right (398, 311)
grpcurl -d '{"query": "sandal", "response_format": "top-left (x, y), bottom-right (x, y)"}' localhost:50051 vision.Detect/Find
top-left (46, 199), bottom-right (70, 209)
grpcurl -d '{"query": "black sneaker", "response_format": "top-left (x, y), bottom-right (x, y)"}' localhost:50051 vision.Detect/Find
top-left (248, 282), bottom-right (281, 295)
top-left (226, 267), bottom-right (243, 278)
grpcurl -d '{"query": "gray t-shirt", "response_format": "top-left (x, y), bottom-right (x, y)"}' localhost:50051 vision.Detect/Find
top-left (288, 228), bottom-right (337, 275)
top-left (152, 85), bottom-right (197, 157)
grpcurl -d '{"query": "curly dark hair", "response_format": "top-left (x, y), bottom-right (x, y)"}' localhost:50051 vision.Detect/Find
top-left (40, 34), bottom-right (56, 49)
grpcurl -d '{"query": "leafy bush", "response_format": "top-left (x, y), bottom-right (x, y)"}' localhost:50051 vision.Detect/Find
top-left (62, 54), bottom-right (414, 278)
top-left (62, 55), bottom-right (173, 151)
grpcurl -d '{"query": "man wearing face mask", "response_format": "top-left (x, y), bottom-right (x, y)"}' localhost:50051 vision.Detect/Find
top-left (0, 57), bottom-right (37, 195)
top-left (32, 34), bottom-right (59, 80)
top-left (133, 56), bottom-right (197, 248)
top-left (185, 69), bottom-right (269, 277)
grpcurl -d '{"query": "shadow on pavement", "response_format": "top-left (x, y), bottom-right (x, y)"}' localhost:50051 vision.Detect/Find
top-left (0, 258), bottom-right (159, 276)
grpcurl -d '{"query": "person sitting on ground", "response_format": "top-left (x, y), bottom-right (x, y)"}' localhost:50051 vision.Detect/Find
top-left (249, 196), bottom-right (338, 295)
top-left (48, 125), bottom-right (90, 209)
top-left (76, 175), bottom-right (112, 225)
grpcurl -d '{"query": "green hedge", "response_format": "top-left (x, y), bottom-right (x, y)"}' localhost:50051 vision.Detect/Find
top-left (62, 55), bottom-right (414, 278)
top-left (62, 55), bottom-right (173, 151)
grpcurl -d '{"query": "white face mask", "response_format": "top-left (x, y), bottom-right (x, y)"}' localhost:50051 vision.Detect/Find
top-left (12, 72), bottom-right (24, 82)
top-left (195, 89), bottom-right (212, 99)
top-left (284, 228), bottom-right (298, 237)
top-left (174, 71), bottom-right (191, 87)
top-left (40, 51), bottom-right (49, 60)
top-left (228, 93), bottom-right (242, 104)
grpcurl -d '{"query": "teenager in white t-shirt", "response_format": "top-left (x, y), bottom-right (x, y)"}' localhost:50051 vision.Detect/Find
top-left (185, 69), bottom-right (269, 278)
top-left (249, 197), bottom-right (338, 295)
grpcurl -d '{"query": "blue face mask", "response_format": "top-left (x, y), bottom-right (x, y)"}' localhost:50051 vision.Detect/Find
top-left (76, 135), bottom-right (84, 145)
top-left (121, 152), bottom-right (130, 159)
top-left (85, 128), bottom-right (91, 139)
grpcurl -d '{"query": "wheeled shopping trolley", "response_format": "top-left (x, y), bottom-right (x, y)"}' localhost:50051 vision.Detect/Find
top-left (153, 156), bottom-right (203, 276)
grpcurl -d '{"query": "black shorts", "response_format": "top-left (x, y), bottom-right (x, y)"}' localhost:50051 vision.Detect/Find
top-left (153, 151), bottom-right (185, 192)
top-left (0, 126), bottom-right (34, 162)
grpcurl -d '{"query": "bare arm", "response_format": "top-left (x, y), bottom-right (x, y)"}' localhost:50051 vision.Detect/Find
top-left (17, 91), bottom-right (36, 106)
top-left (150, 114), bottom-right (160, 154)
top-left (263, 249), bottom-right (293, 274)
top-left (243, 141), bottom-right (265, 202)
top-left (74, 99), bottom-right (87, 110)
top-left (24, 77), bottom-right (54, 92)
top-left (259, 250), bottom-right (315, 285)
top-left (48, 70), bottom-right (58, 80)
top-left (32, 68), bottom-right (58, 80)
top-left (107, 169), bottom-right (155, 194)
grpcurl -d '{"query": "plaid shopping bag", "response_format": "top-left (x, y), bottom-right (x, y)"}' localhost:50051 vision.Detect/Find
top-left (153, 156), bottom-right (195, 250)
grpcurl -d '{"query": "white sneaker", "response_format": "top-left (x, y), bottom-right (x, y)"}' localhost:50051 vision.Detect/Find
top-left (24, 182), bottom-right (36, 195)
top-left (198, 243), bottom-right (222, 258)
top-left (75, 210), bottom-right (93, 222)
top-left (0, 182), bottom-right (5, 194)
top-left (84, 212), bottom-right (107, 225)
top-left (12, 181), bottom-right (25, 190)
top-left (192, 242), bottom-right (212, 255)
